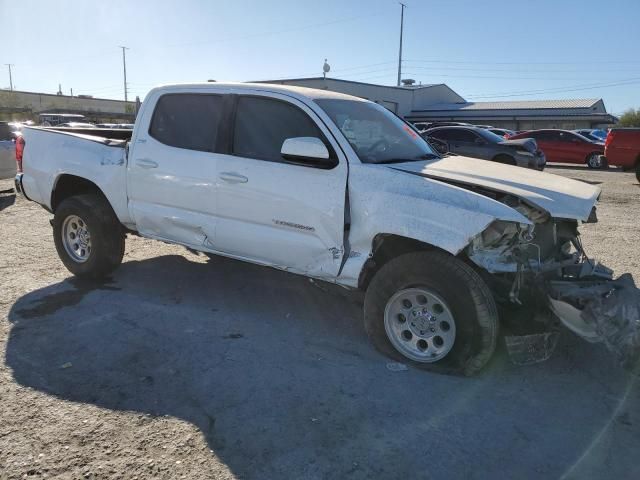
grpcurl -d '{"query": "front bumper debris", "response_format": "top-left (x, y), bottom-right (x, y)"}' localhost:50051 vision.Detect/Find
top-left (548, 274), bottom-right (640, 370)
top-left (505, 331), bottom-right (560, 366)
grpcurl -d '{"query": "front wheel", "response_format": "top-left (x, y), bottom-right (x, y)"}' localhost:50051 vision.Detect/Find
top-left (53, 194), bottom-right (125, 278)
top-left (364, 251), bottom-right (499, 376)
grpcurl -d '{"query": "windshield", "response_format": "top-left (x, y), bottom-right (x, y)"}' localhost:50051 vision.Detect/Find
top-left (315, 99), bottom-right (438, 163)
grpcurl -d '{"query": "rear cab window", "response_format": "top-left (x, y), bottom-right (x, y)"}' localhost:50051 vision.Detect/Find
top-left (149, 93), bottom-right (224, 152)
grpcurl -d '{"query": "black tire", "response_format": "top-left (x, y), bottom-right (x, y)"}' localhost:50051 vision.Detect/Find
top-left (493, 154), bottom-right (516, 166)
top-left (636, 164), bottom-right (640, 183)
top-left (53, 194), bottom-right (125, 278)
top-left (364, 251), bottom-right (498, 376)
top-left (586, 152), bottom-right (605, 169)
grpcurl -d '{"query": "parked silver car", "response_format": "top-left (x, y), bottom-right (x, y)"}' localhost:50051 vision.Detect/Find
top-left (0, 122), bottom-right (19, 180)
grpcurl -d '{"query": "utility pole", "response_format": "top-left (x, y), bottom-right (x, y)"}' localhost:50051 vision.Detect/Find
top-left (5, 64), bottom-right (14, 91)
top-left (119, 46), bottom-right (129, 102)
top-left (397, 3), bottom-right (406, 87)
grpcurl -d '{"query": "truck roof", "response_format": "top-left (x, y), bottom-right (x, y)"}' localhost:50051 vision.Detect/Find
top-left (148, 82), bottom-right (366, 103)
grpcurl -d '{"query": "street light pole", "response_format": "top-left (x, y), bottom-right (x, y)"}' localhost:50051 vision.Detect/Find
top-left (397, 3), bottom-right (406, 86)
top-left (5, 64), bottom-right (14, 91)
top-left (119, 46), bottom-right (129, 102)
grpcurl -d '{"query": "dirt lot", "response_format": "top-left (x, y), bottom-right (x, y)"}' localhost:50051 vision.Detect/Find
top-left (1, 166), bottom-right (639, 479)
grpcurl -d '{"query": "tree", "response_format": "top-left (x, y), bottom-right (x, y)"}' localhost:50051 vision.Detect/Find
top-left (618, 108), bottom-right (640, 127)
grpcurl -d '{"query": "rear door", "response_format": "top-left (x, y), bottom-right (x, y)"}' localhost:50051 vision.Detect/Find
top-left (212, 93), bottom-right (348, 278)
top-left (127, 92), bottom-right (225, 247)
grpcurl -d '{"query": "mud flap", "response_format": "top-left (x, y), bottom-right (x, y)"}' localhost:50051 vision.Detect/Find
top-left (548, 274), bottom-right (640, 370)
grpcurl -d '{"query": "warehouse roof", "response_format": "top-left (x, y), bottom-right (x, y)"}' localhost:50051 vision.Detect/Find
top-left (413, 98), bottom-right (603, 112)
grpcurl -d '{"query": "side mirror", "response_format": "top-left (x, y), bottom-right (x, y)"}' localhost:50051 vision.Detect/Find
top-left (474, 137), bottom-right (486, 146)
top-left (281, 137), bottom-right (331, 164)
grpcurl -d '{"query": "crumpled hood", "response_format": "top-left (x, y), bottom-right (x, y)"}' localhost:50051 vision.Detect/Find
top-left (389, 156), bottom-right (600, 221)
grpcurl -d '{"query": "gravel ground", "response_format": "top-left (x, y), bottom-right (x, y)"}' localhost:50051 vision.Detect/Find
top-left (0, 166), bottom-right (639, 479)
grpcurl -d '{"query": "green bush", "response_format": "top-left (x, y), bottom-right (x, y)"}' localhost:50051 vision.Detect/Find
top-left (618, 108), bottom-right (640, 127)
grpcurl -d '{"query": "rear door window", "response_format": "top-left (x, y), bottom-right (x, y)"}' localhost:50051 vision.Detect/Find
top-left (427, 128), bottom-right (454, 140)
top-left (534, 131), bottom-right (560, 141)
top-left (448, 129), bottom-right (477, 142)
top-left (149, 93), bottom-right (224, 152)
top-left (232, 96), bottom-right (326, 163)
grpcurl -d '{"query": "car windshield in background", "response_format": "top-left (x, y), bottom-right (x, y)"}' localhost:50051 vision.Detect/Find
top-left (573, 132), bottom-right (597, 143)
top-left (315, 99), bottom-right (438, 163)
top-left (477, 128), bottom-right (508, 143)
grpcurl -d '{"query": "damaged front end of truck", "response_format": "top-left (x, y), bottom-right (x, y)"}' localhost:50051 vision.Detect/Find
top-left (466, 195), bottom-right (640, 370)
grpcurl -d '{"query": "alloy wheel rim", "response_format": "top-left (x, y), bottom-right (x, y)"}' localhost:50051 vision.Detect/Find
top-left (384, 287), bottom-right (456, 362)
top-left (62, 215), bottom-right (92, 263)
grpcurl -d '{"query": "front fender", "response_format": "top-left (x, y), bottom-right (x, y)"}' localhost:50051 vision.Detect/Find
top-left (337, 163), bottom-right (530, 287)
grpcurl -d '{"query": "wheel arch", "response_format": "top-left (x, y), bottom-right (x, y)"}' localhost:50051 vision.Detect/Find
top-left (357, 233), bottom-right (449, 290)
top-left (51, 174), bottom-right (109, 213)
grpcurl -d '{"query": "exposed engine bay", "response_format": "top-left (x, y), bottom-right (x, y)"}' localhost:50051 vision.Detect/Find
top-left (465, 190), bottom-right (640, 370)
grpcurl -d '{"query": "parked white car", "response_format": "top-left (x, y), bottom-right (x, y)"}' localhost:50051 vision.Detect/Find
top-left (14, 83), bottom-right (640, 374)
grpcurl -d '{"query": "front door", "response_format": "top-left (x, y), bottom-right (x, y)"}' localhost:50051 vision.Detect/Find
top-left (212, 93), bottom-right (348, 278)
top-left (127, 92), bottom-right (225, 247)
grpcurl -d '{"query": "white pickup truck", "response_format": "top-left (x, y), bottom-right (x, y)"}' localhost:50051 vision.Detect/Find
top-left (14, 82), bottom-right (640, 375)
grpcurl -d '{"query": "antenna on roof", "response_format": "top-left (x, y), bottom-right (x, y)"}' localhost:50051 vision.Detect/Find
top-left (323, 59), bottom-right (330, 79)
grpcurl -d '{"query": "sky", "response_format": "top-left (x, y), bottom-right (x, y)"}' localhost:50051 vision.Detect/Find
top-left (2, 0), bottom-right (640, 116)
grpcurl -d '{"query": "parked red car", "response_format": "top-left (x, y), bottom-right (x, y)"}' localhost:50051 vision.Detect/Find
top-left (509, 129), bottom-right (605, 168)
top-left (604, 128), bottom-right (640, 181)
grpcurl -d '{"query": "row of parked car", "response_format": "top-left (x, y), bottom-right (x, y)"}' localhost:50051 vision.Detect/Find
top-left (414, 121), bottom-right (614, 170)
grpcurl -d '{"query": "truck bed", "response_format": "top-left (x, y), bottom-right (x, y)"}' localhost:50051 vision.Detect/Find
top-left (45, 126), bottom-right (133, 142)
top-left (19, 126), bottom-right (132, 225)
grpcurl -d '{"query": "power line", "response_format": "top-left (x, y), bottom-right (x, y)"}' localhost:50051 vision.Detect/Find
top-left (466, 77), bottom-right (640, 99)
top-left (160, 11), bottom-right (385, 49)
top-left (401, 72), bottom-right (635, 81)
top-left (403, 63), bottom-right (640, 74)
top-left (404, 58), bottom-right (640, 65)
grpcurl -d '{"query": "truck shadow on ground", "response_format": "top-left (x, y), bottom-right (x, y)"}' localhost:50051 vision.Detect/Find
top-left (0, 191), bottom-right (15, 212)
top-left (5, 254), bottom-right (638, 479)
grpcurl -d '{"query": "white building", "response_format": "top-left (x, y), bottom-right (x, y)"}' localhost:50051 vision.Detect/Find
top-left (259, 77), bottom-right (616, 130)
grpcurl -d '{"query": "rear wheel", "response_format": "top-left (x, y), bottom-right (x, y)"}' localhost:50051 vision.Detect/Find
top-left (53, 194), bottom-right (125, 278)
top-left (364, 251), bottom-right (499, 376)
top-left (636, 163), bottom-right (640, 183)
top-left (586, 152), bottom-right (605, 169)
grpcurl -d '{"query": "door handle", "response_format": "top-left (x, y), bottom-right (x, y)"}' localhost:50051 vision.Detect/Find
top-left (219, 172), bottom-right (248, 184)
top-left (135, 158), bottom-right (158, 169)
